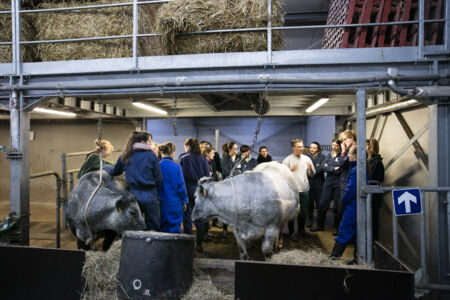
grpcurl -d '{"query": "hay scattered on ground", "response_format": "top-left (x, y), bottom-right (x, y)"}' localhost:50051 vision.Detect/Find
top-left (0, 1), bottom-right (37, 63)
top-left (156, 0), bottom-right (284, 55)
top-left (81, 239), bottom-right (122, 300)
top-left (35, 0), bottom-right (133, 61)
top-left (269, 248), bottom-right (372, 269)
top-left (182, 271), bottom-right (233, 300)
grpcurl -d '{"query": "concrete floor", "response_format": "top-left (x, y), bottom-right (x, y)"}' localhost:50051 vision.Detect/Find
top-left (0, 200), bottom-right (354, 261)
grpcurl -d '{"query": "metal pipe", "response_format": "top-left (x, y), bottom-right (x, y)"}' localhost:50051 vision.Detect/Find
top-left (61, 153), bottom-right (67, 229)
top-left (447, 192), bottom-right (450, 268)
top-left (132, 0), bottom-right (138, 69)
top-left (356, 88), bottom-right (367, 263)
top-left (365, 186), bottom-right (450, 193)
top-left (2, 74), bottom-right (447, 91)
top-left (29, 170), bottom-right (62, 248)
top-left (65, 149), bottom-right (121, 158)
top-left (19, 0), bottom-right (172, 14)
top-left (20, 34), bottom-right (132, 45)
top-left (367, 193), bottom-right (373, 265)
top-left (12, 0), bottom-right (22, 75)
top-left (393, 213), bottom-right (399, 258)
top-left (420, 190), bottom-right (428, 287)
top-left (69, 172), bottom-right (74, 192)
top-left (215, 129), bottom-right (219, 152)
top-left (389, 80), bottom-right (450, 97)
top-left (347, 99), bottom-right (421, 121)
top-left (266, 0), bottom-right (272, 64)
top-left (418, 0), bottom-right (424, 59)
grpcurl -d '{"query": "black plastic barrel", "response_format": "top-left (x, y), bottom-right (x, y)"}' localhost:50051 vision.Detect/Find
top-left (117, 230), bottom-right (195, 299)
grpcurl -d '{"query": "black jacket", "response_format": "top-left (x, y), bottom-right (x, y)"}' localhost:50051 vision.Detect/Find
top-left (368, 155), bottom-right (384, 183)
top-left (257, 154), bottom-right (272, 164)
top-left (307, 153), bottom-right (325, 184)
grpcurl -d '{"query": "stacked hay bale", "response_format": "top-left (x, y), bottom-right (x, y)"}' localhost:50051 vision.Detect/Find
top-left (0, 1), bottom-right (37, 63)
top-left (138, 0), bottom-right (164, 56)
top-left (155, 0), bottom-right (284, 55)
top-left (35, 0), bottom-right (133, 61)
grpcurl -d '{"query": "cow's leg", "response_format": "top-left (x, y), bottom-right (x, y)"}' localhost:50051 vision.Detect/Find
top-left (234, 233), bottom-right (249, 260)
top-left (262, 225), bottom-right (279, 261)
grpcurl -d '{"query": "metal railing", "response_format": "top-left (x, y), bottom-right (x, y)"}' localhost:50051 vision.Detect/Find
top-left (364, 185), bottom-right (450, 293)
top-left (29, 170), bottom-right (62, 248)
top-left (0, 0), bottom-right (447, 71)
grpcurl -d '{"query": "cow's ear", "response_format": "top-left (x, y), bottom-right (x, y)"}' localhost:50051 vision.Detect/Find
top-left (199, 185), bottom-right (207, 197)
top-left (116, 199), bottom-right (125, 213)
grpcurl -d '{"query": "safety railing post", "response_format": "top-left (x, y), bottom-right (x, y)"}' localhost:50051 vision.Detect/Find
top-left (56, 177), bottom-right (61, 248)
top-left (367, 193), bottom-right (373, 265)
top-left (132, 0), bottom-right (138, 68)
top-left (266, 0), bottom-right (272, 64)
top-left (61, 153), bottom-right (67, 229)
top-left (418, 0), bottom-right (424, 59)
top-left (393, 213), bottom-right (399, 258)
top-left (420, 190), bottom-right (428, 286)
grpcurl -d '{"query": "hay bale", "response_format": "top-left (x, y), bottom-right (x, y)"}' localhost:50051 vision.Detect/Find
top-left (155, 0), bottom-right (284, 55)
top-left (182, 271), bottom-right (233, 300)
top-left (35, 0), bottom-right (133, 61)
top-left (0, 1), bottom-right (37, 63)
top-left (269, 248), bottom-right (372, 269)
top-left (138, 0), bottom-right (164, 56)
top-left (81, 239), bottom-right (122, 300)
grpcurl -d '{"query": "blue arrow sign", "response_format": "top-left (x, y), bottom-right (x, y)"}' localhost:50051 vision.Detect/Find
top-left (392, 188), bottom-right (422, 216)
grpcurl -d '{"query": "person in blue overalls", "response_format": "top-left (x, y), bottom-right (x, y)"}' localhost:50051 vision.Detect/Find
top-left (157, 142), bottom-right (188, 234)
top-left (108, 131), bottom-right (162, 231)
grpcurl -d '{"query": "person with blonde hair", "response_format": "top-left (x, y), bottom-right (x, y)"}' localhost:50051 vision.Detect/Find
top-left (108, 131), bottom-right (162, 231)
top-left (77, 139), bottom-right (114, 179)
top-left (158, 142), bottom-right (188, 233)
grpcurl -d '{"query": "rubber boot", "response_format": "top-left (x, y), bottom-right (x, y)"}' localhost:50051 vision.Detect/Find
top-left (306, 209), bottom-right (314, 228)
top-left (310, 212), bottom-right (325, 232)
top-left (330, 241), bottom-right (346, 260)
top-left (297, 216), bottom-right (310, 237)
top-left (332, 215), bottom-right (340, 236)
top-left (196, 229), bottom-right (204, 252)
top-left (347, 246), bottom-right (358, 265)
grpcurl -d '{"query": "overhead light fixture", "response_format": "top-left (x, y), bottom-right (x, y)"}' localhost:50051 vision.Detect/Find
top-left (33, 107), bottom-right (76, 117)
top-left (305, 97), bottom-right (329, 113)
top-left (133, 102), bottom-right (168, 115)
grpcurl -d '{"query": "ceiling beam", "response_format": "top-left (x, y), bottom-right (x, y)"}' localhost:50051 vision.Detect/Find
top-left (192, 94), bottom-right (219, 112)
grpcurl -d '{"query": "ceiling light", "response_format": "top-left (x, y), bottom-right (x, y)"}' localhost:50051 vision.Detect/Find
top-left (33, 107), bottom-right (76, 117)
top-left (305, 98), bottom-right (329, 113)
top-left (132, 102), bottom-right (168, 115)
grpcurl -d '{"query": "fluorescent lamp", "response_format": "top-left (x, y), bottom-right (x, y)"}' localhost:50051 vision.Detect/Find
top-left (305, 98), bottom-right (329, 113)
top-left (133, 102), bottom-right (168, 115)
top-left (33, 107), bottom-right (76, 117)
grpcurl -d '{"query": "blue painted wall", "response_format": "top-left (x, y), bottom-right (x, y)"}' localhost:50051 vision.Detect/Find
top-left (148, 116), bottom-right (335, 162)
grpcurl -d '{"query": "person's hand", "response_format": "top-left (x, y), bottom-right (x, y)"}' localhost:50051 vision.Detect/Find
top-left (341, 143), bottom-right (347, 152)
top-left (290, 164), bottom-right (298, 172)
top-left (324, 163), bottom-right (328, 167)
top-left (306, 162), bottom-right (312, 170)
top-left (334, 167), bottom-right (339, 170)
top-left (183, 204), bottom-right (187, 212)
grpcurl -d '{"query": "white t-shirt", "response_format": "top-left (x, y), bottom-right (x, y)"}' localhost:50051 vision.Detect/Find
top-left (282, 154), bottom-right (315, 193)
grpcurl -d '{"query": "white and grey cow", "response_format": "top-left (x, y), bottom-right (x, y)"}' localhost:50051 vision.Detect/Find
top-left (192, 161), bottom-right (299, 260)
top-left (65, 170), bottom-right (146, 248)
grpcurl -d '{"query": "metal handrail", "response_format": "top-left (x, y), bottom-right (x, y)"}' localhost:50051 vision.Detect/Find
top-left (29, 171), bottom-right (62, 249)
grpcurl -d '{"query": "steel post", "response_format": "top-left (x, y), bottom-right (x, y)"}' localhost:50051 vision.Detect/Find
top-left (215, 129), bottom-right (219, 152)
top-left (11, 0), bottom-right (22, 74)
top-left (132, 0), bottom-right (138, 68)
top-left (266, 0), bottom-right (272, 64)
top-left (420, 190), bottom-right (428, 286)
top-left (69, 172), bottom-right (74, 192)
top-left (418, 0), bottom-right (424, 59)
top-left (367, 193), bottom-right (373, 265)
top-left (56, 177), bottom-right (61, 248)
top-left (393, 214), bottom-right (399, 258)
top-left (356, 88), bottom-right (367, 263)
top-left (61, 153), bottom-right (67, 229)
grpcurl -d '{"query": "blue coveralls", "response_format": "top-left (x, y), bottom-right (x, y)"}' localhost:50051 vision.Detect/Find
top-left (335, 160), bottom-right (358, 246)
top-left (158, 157), bottom-right (189, 233)
top-left (108, 149), bottom-right (162, 231)
top-left (178, 152), bottom-right (209, 234)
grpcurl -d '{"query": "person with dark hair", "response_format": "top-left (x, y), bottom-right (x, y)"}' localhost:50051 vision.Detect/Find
top-left (311, 139), bottom-right (343, 235)
top-left (239, 144), bottom-right (258, 172)
top-left (202, 145), bottom-right (219, 181)
top-left (306, 141), bottom-right (325, 228)
top-left (221, 142), bottom-right (241, 178)
top-left (330, 145), bottom-right (366, 263)
top-left (108, 131), bottom-right (162, 231)
top-left (201, 140), bottom-right (222, 174)
top-left (257, 146), bottom-right (272, 164)
top-left (157, 142), bottom-right (188, 233)
top-left (366, 138), bottom-right (384, 241)
top-left (179, 138), bottom-right (210, 252)
top-left (282, 139), bottom-right (315, 239)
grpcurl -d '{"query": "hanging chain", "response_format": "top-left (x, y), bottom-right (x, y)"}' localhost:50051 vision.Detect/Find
top-left (172, 95), bottom-right (178, 136)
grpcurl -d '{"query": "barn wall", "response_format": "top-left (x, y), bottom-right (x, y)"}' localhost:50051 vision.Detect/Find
top-left (365, 106), bottom-right (429, 269)
top-left (148, 116), bottom-right (336, 162)
top-left (0, 119), bottom-right (136, 203)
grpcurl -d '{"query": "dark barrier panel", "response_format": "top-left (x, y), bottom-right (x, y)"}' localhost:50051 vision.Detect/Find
top-left (0, 246), bottom-right (85, 300)
top-left (235, 261), bottom-right (414, 300)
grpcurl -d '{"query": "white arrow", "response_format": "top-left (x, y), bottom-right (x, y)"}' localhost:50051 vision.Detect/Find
top-left (398, 191), bottom-right (417, 213)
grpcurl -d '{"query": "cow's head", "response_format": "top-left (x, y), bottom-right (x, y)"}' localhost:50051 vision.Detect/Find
top-left (112, 191), bottom-right (146, 232)
top-left (192, 177), bottom-right (214, 221)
